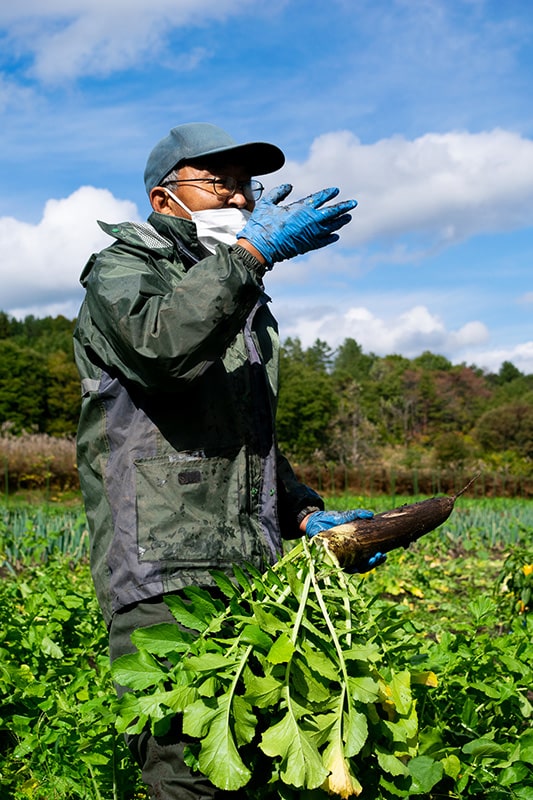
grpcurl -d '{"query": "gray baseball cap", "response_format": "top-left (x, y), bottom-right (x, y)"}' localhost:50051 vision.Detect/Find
top-left (144, 122), bottom-right (285, 193)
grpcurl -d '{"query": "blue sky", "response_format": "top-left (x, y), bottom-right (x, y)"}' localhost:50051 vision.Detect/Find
top-left (1, 0), bottom-right (532, 373)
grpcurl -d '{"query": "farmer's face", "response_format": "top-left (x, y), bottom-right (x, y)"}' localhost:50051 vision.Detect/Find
top-left (150, 161), bottom-right (257, 217)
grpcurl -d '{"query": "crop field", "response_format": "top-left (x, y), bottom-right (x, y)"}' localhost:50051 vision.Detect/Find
top-left (0, 494), bottom-right (532, 800)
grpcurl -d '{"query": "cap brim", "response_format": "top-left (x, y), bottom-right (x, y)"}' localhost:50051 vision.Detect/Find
top-left (186, 141), bottom-right (285, 176)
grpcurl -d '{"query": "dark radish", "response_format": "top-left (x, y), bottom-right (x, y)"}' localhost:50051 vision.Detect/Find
top-left (314, 475), bottom-right (478, 571)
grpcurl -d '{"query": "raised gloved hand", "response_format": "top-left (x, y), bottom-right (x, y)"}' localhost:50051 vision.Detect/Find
top-left (236, 184), bottom-right (357, 265)
top-left (304, 509), bottom-right (386, 573)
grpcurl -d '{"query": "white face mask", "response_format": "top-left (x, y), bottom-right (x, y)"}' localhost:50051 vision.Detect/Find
top-left (164, 187), bottom-right (251, 254)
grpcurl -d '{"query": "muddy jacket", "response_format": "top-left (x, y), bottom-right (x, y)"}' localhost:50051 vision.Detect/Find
top-left (74, 212), bottom-right (323, 625)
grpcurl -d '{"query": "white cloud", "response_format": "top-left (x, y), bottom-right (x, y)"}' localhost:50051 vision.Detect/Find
top-left (1, 124), bottom-right (531, 372)
top-left (275, 302), bottom-right (490, 360)
top-left (7, 299), bottom-right (85, 321)
top-left (0, 0), bottom-right (248, 82)
top-left (461, 341), bottom-right (533, 375)
top-left (280, 128), bottom-right (533, 251)
top-left (0, 186), bottom-right (139, 314)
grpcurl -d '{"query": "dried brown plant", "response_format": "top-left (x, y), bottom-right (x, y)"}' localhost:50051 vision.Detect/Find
top-left (0, 422), bottom-right (78, 490)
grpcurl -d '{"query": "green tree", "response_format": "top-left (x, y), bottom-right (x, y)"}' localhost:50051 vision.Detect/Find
top-left (332, 337), bottom-right (375, 381)
top-left (497, 360), bottom-right (523, 385)
top-left (412, 350), bottom-right (452, 372)
top-left (365, 355), bottom-right (413, 444)
top-left (474, 402), bottom-right (533, 458)
top-left (282, 337), bottom-right (334, 373)
top-left (0, 311), bottom-right (13, 338)
top-left (328, 379), bottom-right (378, 464)
top-left (0, 313), bottom-right (80, 436)
top-left (277, 343), bottom-right (338, 461)
top-left (45, 351), bottom-right (81, 435)
top-left (491, 374), bottom-right (533, 406)
top-left (432, 430), bottom-right (470, 468)
top-left (305, 339), bottom-right (335, 372)
top-left (15, 315), bottom-right (76, 355)
top-left (0, 341), bottom-right (48, 431)
top-left (329, 340), bottom-right (378, 461)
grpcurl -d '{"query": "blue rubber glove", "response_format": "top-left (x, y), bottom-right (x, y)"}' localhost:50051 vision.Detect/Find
top-left (305, 509), bottom-right (386, 573)
top-left (305, 509), bottom-right (373, 537)
top-left (345, 551), bottom-right (387, 574)
top-left (236, 184), bottom-right (357, 265)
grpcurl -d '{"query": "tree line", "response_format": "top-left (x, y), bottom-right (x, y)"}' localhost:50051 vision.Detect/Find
top-left (1, 311), bottom-right (533, 484)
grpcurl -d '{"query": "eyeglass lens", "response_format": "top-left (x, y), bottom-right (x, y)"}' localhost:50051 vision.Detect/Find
top-left (213, 177), bottom-right (263, 200)
top-left (161, 177), bottom-right (264, 200)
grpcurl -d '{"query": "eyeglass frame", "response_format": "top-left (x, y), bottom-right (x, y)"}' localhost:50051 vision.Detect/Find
top-left (160, 176), bottom-right (264, 202)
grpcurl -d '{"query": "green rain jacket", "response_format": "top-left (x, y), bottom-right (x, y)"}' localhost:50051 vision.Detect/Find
top-left (74, 212), bottom-right (323, 625)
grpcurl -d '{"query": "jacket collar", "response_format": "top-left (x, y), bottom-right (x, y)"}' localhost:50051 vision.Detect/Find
top-left (96, 212), bottom-right (206, 259)
top-left (147, 211), bottom-right (202, 252)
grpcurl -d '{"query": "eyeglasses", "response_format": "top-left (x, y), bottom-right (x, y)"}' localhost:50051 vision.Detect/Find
top-left (161, 176), bottom-right (264, 201)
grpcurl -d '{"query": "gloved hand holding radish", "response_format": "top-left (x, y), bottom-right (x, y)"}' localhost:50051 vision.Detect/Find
top-left (303, 508), bottom-right (387, 573)
top-left (304, 508), bottom-right (374, 536)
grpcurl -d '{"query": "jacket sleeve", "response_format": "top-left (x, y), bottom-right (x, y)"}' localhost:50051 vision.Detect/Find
top-left (79, 243), bottom-right (265, 391)
top-left (275, 449), bottom-right (325, 539)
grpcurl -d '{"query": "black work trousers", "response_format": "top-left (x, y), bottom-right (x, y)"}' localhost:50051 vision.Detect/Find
top-left (109, 595), bottom-right (248, 800)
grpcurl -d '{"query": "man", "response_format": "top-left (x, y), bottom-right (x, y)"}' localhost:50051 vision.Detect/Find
top-left (74, 122), bottom-right (383, 799)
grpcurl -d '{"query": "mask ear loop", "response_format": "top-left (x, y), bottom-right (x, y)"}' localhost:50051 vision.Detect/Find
top-left (161, 188), bottom-right (206, 266)
top-left (164, 187), bottom-right (193, 218)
